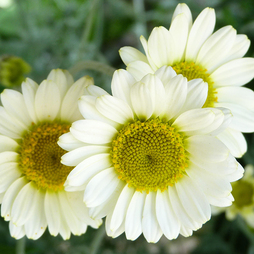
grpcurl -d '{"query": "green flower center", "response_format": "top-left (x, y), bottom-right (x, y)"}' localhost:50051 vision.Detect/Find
top-left (18, 122), bottom-right (73, 191)
top-left (172, 61), bottom-right (217, 107)
top-left (232, 180), bottom-right (254, 208)
top-left (111, 119), bottom-right (188, 193)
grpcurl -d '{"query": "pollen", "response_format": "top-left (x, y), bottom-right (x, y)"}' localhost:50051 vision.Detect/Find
top-left (172, 61), bottom-right (217, 107)
top-left (18, 122), bottom-right (73, 191)
top-left (111, 118), bottom-right (188, 193)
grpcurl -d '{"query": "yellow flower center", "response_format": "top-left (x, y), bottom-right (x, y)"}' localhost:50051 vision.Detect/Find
top-left (172, 61), bottom-right (217, 107)
top-left (18, 122), bottom-right (73, 191)
top-left (232, 180), bottom-right (254, 208)
top-left (111, 118), bottom-right (188, 193)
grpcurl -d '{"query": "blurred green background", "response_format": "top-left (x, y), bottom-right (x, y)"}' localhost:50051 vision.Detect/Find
top-left (0, 0), bottom-right (254, 253)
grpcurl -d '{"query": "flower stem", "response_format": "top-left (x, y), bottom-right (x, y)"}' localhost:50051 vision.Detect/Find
top-left (90, 226), bottom-right (105, 254)
top-left (16, 237), bottom-right (26, 254)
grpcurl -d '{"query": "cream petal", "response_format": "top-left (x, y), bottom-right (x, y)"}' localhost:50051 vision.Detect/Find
top-left (96, 95), bottom-right (134, 124)
top-left (111, 69), bottom-right (135, 106)
top-left (140, 74), bottom-right (166, 118)
top-left (60, 77), bottom-right (92, 122)
top-left (78, 96), bottom-right (119, 128)
top-left (106, 211), bottom-right (125, 238)
top-left (125, 191), bottom-right (146, 241)
top-left (61, 145), bottom-right (110, 166)
top-left (0, 162), bottom-right (21, 193)
top-left (35, 80), bottom-right (61, 121)
top-left (59, 216), bottom-right (71, 240)
top-left (9, 223), bottom-right (25, 239)
top-left (211, 58), bottom-right (254, 87)
top-left (1, 89), bottom-right (32, 129)
top-left (179, 79), bottom-right (208, 114)
top-left (21, 78), bottom-right (39, 123)
top-left (0, 135), bottom-right (19, 152)
top-left (70, 119), bottom-right (118, 144)
top-left (142, 192), bottom-right (162, 243)
top-left (156, 190), bottom-right (180, 240)
top-left (84, 83), bottom-right (108, 97)
top-left (130, 81), bottom-right (153, 121)
top-left (62, 69), bottom-right (74, 86)
top-left (0, 151), bottom-right (18, 164)
top-left (119, 46), bottom-right (148, 65)
top-left (185, 8), bottom-right (215, 62)
top-left (147, 26), bottom-right (175, 67)
top-left (168, 186), bottom-right (202, 230)
top-left (109, 185), bottom-right (135, 233)
top-left (196, 26), bottom-right (236, 72)
top-left (216, 86), bottom-right (254, 110)
top-left (172, 3), bottom-right (192, 31)
top-left (0, 106), bottom-right (25, 139)
top-left (154, 65), bottom-right (177, 85)
top-left (84, 167), bottom-right (120, 207)
top-left (216, 102), bottom-right (254, 132)
top-left (175, 176), bottom-right (211, 224)
top-left (25, 190), bottom-right (47, 239)
top-left (217, 128), bottom-right (247, 158)
top-left (58, 132), bottom-right (85, 152)
top-left (180, 226), bottom-right (193, 237)
top-left (11, 182), bottom-right (37, 226)
top-left (127, 60), bottom-right (154, 81)
top-left (169, 13), bottom-right (189, 63)
top-left (44, 190), bottom-right (61, 236)
top-left (66, 153), bottom-right (112, 187)
top-left (186, 135), bottom-right (229, 163)
top-left (161, 75), bottom-right (187, 121)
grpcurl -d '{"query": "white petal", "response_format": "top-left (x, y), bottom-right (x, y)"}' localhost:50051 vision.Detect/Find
top-left (211, 58), bottom-right (254, 87)
top-left (0, 151), bottom-right (18, 165)
top-left (186, 135), bottom-right (229, 163)
top-left (84, 167), bottom-right (120, 207)
top-left (96, 95), bottom-right (134, 124)
top-left (140, 74), bottom-right (166, 118)
top-left (142, 192), bottom-right (162, 243)
top-left (119, 46), bottom-right (148, 65)
top-left (66, 153), bottom-right (112, 187)
top-left (25, 189), bottom-right (47, 239)
top-left (161, 75), bottom-right (187, 121)
top-left (169, 13), bottom-right (189, 63)
top-left (216, 102), bottom-right (254, 132)
top-left (61, 145), bottom-right (110, 166)
top-left (58, 132), bottom-right (85, 152)
top-left (217, 128), bottom-right (247, 158)
top-left (179, 79), bottom-right (208, 114)
top-left (175, 176), bottom-right (211, 224)
top-left (1, 177), bottom-right (27, 221)
top-left (125, 191), bottom-right (146, 240)
top-left (84, 83), bottom-right (108, 97)
top-left (185, 8), bottom-right (215, 61)
top-left (21, 78), bottom-right (39, 123)
top-left (0, 135), bottom-right (18, 152)
top-left (11, 182), bottom-right (37, 226)
top-left (9, 223), bottom-right (25, 239)
top-left (127, 60), bottom-right (154, 81)
top-left (109, 185), bottom-right (134, 234)
top-left (60, 76), bottom-right (92, 122)
top-left (35, 80), bottom-right (61, 121)
top-left (111, 69), bottom-right (135, 106)
top-left (154, 65), bottom-right (177, 85)
top-left (106, 211), bottom-right (125, 238)
top-left (147, 26), bottom-right (175, 67)
top-left (78, 95), bottom-right (119, 128)
top-left (1, 89), bottom-right (32, 128)
top-left (196, 26), bottom-right (236, 72)
top-left (172, 3), bottom-right (192, 30)
top-left (47, 69), bottom-right (71, 99)
top-left (44, 190), bottom-right (61, 236)
top-left (216, 86), bottom-right (254, 110)
top-left (70, 119), bottom-right (118, 144)
top-left (156, 190), bottom-right (180, 240)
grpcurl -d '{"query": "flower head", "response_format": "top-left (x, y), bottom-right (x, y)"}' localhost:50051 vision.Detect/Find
top-left (59, 67), bottom-right (243, 243)
top-left (0, 69), bottom-right (101, 240)
top-left (119, 3), bottom-right (254, 158)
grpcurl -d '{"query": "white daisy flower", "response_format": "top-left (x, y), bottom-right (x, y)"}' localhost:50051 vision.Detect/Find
top-left (0, 69), bottom-right (102, 240)
top-left (119, 3), bottom-right (254, 158)
top-left (59, 67), bottom-right (243, 243)
top-left (213, 164), bottom-right (254, 228)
